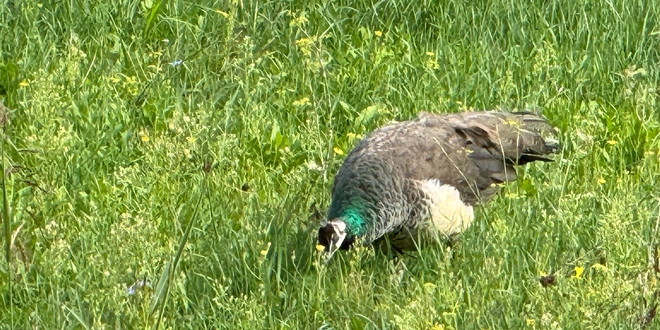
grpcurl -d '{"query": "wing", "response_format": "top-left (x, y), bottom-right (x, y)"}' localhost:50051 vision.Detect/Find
top-left (337, 111), bottom-right (559, 205)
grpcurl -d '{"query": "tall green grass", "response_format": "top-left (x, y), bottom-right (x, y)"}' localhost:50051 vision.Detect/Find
top-left (1, 0), bottom-right (659, 328)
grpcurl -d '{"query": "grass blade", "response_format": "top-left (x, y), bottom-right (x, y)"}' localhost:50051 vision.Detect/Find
top-left (152, 179), bottom-right (205, 329)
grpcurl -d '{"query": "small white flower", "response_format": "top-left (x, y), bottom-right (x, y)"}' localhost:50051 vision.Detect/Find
top-left (306, 160), bottom-right (322, 171)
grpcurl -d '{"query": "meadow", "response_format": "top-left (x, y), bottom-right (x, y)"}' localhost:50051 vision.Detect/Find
top-left (1, 0), bottom-right (659, 328)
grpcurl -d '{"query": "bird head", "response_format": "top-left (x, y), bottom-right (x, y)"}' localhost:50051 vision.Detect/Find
top-left (317, 219), bottom-right (354, 260)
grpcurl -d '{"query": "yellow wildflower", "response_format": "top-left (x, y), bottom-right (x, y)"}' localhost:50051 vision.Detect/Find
top-left (374, 30), bottom-right (383, 37)
top-left (592, 263), bottom-right (608, 272)
top-left (19, 81), bottom-right (29, 87)
top-left (425, 58), bottom-right (439, 69)
top-left (289, 12), bottom-right (309, 28)
top-left (606, 140), bottom-right (617, 145)
top-left (214, 9), bottom-right (229, 18)
top-left (261, 242), bottom-right (271, 256)
top-left (347, 132), bottom-right (363, 142)
top-left (292, 97), bottom-right (311, 107)
top-left (430, 324), bottom-right (445, 330)
top-left (526, 318), bottom-right (535, 326)
top-left (572, 266), bottom-right (584, 279)
top-left (333, 147), bottom-right (344, 155)
top-left (295, 36), bottom-right (318, 56)
top-left (597, 178), bottom-right (606, 184)
top-left (426, 51), bottom-right (435, 56)
top-left (315, 244), bottom-right (325, 251)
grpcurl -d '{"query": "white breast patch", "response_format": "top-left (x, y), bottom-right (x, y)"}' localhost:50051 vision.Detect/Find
top-left (418, 179), bottom-right (474, 236)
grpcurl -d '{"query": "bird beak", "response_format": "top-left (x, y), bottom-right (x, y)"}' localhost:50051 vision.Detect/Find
top-left (318, 219), bottom-right (348, 264)
top-left (323, 235), bottom-right (344, 264)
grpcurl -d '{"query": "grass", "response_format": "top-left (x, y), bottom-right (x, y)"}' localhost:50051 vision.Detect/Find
top-left (1, 0), bottom-right (659, 328)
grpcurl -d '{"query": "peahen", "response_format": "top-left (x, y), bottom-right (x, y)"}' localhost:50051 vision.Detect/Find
top-left (317, 111), bottom-right (560, 257)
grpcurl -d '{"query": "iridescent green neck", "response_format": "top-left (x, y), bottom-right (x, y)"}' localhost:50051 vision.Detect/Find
top-left (341, 208), bottom-right (367, 236)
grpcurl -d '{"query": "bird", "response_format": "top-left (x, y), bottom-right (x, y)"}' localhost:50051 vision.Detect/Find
top-left (317, 110), bottom-right (560, 258)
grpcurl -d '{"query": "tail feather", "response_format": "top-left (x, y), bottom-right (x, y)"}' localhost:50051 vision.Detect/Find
top-left (446, 111), bottom-right (560, 165)
top-left (511, 112), bottom-right (560, 164)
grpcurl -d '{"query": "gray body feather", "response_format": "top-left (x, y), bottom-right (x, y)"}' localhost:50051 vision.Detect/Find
top-left (326, 111), bottom-right (559, 251)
